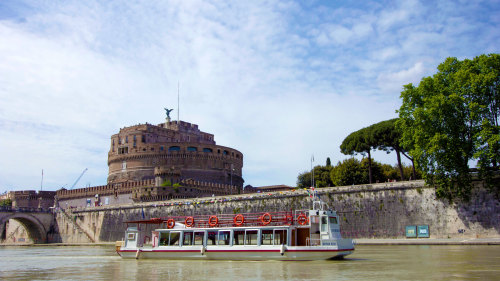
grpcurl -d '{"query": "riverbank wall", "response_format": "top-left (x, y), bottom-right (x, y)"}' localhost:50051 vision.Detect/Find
top-left (55, 180), bottom-right (499, 243)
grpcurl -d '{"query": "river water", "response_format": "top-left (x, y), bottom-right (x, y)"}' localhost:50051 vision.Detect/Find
top-left (0, 245), bottom-right (499, 280)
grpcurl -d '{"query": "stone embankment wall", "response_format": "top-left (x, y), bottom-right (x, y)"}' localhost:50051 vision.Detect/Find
top-left (53, 211), bottom-right (96, 243)
top-left (59, 180), bottom-right (500, 243)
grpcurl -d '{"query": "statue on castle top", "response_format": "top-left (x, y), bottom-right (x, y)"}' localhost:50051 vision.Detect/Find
top-left (164, 108), bottom-right (174, 119)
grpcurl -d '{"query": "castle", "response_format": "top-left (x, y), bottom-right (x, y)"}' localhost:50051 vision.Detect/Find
top-left (108, 119), bottom-right (243, 187)
top-left (55, 114), bottom-right (246, 207)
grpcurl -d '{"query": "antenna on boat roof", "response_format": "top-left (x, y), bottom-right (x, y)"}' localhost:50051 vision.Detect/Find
top-left (311, 187), bottom-right (326, 211)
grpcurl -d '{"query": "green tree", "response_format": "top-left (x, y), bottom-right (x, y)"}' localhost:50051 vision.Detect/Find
top-left (380, 163), bottom-right (422, 181)
top-left (330, 158), bottom-right (366, 186)
top-left (340, 128), bottom-right (375, 183)
top-left (161, 179), bottom-right (172, 187)
top-left (297, 171), bottom-right (312, 188)
top-left (0, 198), bottom-right (12, 207)
top-left (326, 157), bottom-right (331, 167)
top-left (314, 165), bottom-right (334, 187)
top-left (297, 165), bottom-right (333, 188)
top-left (360, 158), bottom-right (388, 183)
top-left (370, 118), bottom-right (417, 180)
top-left (397, 54), bottom-right (500, 200)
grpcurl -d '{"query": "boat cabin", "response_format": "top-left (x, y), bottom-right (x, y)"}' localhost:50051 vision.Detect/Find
top-left (123, 208), bottom-right (343, 249)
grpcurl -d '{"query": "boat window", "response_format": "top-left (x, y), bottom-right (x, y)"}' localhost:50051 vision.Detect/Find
top-left (169, 232), bottom-right (180, 246)
top-left (183, 232), bottom-right (193, 246)
top-left (329, 217), bottom-right (338, 224)
top-left (193, 231), bottom-right (204, 246)
top-left (217, 231), bottom-right (231, 245)
top-left (321, 216), bottom-right (328, 232)
top-left (127, 233), bottom-right (136, 240)
top-left (233, 230), bottom-right (244, 245)
top-left (159, 232), bottom-right (169, 246)
top-left (207, 231), bottom-right (217, 245)
top-left (245, 230), bottom-right (258, 245)
top-left (261, 230), bottom-right (273, 245)
top-left (274, 229), bottom-right (287, 245)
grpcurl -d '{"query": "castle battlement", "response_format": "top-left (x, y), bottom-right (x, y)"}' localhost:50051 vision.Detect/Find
top-left (107, 118), bottom-right (243, 189)
top-left (54, 115), bottom-right (244, 207)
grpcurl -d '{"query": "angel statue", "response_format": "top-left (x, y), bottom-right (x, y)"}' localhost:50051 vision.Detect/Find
top-left (164, 108), bottom-right (174, 118)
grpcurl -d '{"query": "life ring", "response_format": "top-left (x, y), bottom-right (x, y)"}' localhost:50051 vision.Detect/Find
top-left (167, 218), bottom-right (175, 229)
top-left (297, 214), bottom-right (309, 225)
top-left (234, 214), bottom-right (245, 226)
top-left (185, 216), bottom-right (194, 227)
top-left (208, 215), bottom-right (218, 227)
top-left (261, 213), bottom-right (272, 225)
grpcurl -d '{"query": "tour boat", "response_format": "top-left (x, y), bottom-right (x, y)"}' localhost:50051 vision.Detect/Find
top-left (116, 199), bottom-right (355, 260)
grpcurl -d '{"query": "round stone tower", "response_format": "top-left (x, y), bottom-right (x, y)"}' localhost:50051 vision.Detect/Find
top-left (107, 119), bottom-right (244, 188)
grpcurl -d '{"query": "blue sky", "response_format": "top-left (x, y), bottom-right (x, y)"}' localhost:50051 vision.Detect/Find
top-left (0, 0), bottom-right (499, 191)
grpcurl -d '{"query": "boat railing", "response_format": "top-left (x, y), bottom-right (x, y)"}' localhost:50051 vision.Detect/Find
top-left (306, 238), bottom-right (321, 246)
top-left (306, 238), bottom-right (338, 247)
top-left (125, 210), bottom-right (313, 228)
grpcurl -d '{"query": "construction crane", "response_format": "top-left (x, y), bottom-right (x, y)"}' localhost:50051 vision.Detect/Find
top-left (71, 168), bottom-right (88, 189)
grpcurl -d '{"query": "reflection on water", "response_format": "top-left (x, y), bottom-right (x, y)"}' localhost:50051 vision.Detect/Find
top-left (1, 245), bottom-right (499, 280)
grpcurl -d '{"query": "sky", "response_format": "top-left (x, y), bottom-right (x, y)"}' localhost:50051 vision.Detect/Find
top-left (0, 0), bottom-right (499, 192)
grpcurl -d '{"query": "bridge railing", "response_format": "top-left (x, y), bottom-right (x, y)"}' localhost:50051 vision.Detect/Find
top-left (0, 206), bottom-right (52, 213)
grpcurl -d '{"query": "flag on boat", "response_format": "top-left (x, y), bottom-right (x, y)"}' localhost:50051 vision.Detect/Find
top-left (304, 188), bottom-right (313, 198)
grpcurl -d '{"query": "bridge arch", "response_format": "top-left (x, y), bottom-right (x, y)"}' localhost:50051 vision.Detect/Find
top-left (0, 213), bottom-right (48, 243)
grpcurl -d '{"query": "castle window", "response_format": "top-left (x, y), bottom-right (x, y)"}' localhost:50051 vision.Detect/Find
top-left (187, 146), bottom-right (197, 152)
top-left (151, 148), bottom-right (154, 151)
top-left (236, 154), bottom-right (240, 158)
top-left (160, 146), bottom-right (164, 151)
top-left (118, 147), bottom-right (129, 154)
top-left (223, 150), bottom-right (229, 155)
top-left (133, 135), bottom-right (137, 141)
top-left (141, 135), bottom-right (146, 143)
top-left (169, 146), bottom-right (181, 152)
top-left (217, 149), bottom-right (220, 154)
top-left (133, 141), bottom-right (136, 148)
top-left (125, 136), bottom-right (128, 143)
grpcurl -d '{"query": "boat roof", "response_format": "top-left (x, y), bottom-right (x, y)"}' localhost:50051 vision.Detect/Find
top-left (124, 207), bottom-right (338, 229)
top-left (153, 225), bottom-right (292, 231)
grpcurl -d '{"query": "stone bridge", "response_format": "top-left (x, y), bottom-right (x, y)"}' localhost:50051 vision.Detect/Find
top-left (0, 207), bottom-right (55, 243)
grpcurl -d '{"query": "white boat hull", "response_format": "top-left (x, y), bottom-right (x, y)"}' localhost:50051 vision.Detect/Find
top-left (119, 240), bottom-right (354, 261)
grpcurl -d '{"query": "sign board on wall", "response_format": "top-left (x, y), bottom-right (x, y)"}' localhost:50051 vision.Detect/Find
top-left (405, 225), bottom-right (417, 238)
top-left (417, 225), bottom-right (430, 238)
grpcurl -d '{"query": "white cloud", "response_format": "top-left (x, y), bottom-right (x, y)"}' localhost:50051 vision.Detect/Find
top-left (0, 0), bottom-right (499, 191)
top-left (377, 62), bottom-right (426, 93)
